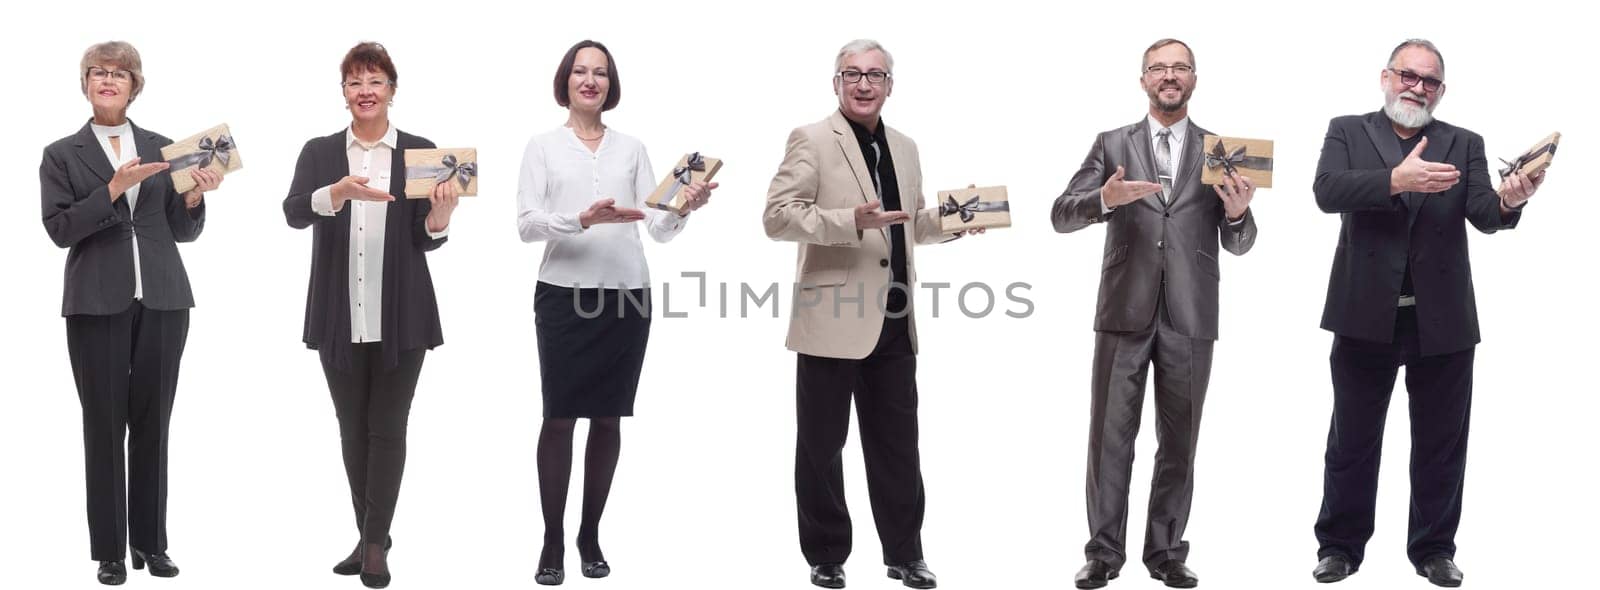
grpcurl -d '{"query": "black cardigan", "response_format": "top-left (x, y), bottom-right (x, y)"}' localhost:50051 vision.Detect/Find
top-left (283, 128), bottom-right (446, 369)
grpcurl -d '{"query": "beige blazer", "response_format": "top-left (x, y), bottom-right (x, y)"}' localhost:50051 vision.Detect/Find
top-left (763, 111), bottom-right (955, 360)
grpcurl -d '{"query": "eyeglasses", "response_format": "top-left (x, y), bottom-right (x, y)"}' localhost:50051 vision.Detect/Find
top-left (86, 67), bottom-right (133, 84)
top-left (343, 79), bottom-right (393, 92)
top-left (837, 70), bottom-right (891, 86)
top-left (1389, 68), bottom-right (1443, 93)
top-left (1144, 64), bottom-right (1194, 77)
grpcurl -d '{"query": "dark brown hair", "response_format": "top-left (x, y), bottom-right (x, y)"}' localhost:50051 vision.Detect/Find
top-left (341, 41), bottom-right (398, 87)
top-left (1142, 38), bottom-right (1195, 72)
top-left (553, 40), bottom-right (620, 111)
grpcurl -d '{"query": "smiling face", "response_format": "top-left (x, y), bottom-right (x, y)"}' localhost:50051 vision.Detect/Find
top-left (84, 63), bottom-right (134, 115)
top-left (343, 67), bottom-right (394, 125)
top-left (567, 47), bottom-right (611, 114)
top-left (1381, 45), bottom-right (1445, 129)
top-left (834, 49), bottom-right (893, 127)
top-left (1140, 42), bottom-right (1196, 113)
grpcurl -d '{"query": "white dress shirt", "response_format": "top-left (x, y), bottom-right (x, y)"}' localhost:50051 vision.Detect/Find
top-left (91, 121), bottom-right (143, 300)
top-left (311, 125), bottom-right (448, 343)
top-left (516, 126), bottom-right (687, 289)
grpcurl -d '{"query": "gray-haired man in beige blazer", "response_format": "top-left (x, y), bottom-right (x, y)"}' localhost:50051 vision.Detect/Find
top-left (763, 39), bottom-right (977, 590)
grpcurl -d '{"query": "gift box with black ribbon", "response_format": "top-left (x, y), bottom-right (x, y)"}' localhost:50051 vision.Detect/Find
top-left (1498, 132), bottom-right (1559, 179)
top-left (936, 185), bottom-right (1010, 232)
top-left (403, 148), bottom-right (478, 198)
top-left (646, 152), bottom-right (722, 215)
top-left (1200, 135), bottom-right (1273, 188)
top-left (160, 123), bottom-right (241, 194)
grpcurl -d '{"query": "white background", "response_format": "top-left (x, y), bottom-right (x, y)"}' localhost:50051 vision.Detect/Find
top-left (3, 1), bottom-right (1592, 589)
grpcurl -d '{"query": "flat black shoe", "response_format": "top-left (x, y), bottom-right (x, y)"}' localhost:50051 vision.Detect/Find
top-left (810, 563), bottom-right (845, 588)
top-left (1417, 556), bottom-right (1463, 588)
top-left (360, 570), bottom-right (392, 588)
top-left (130, 547), bottom-right (179, 577)
top-left (582, 560), bottom-right (610, 578)
top-left (886, 560), bottom-right (937, 589)
top-left (1313, 555), bottom-right (1355, 583)
top-left (1150, 560), bottom-right (1199, 588)
top-left (97, 560), bottom-right (127, 586)
top-left (1075, 560), bottom-right (1119, 589)
top-left (334, 536), bottom-right (392, 576)
top-left (536, 567), bottom-right (566, 586)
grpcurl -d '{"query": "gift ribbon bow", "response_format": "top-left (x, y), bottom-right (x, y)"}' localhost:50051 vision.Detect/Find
top-left (651, 152), bottom-right (706, 212)
top-left (940, 193), bottom-right (1010, 223)
top-left (406, 154), bottom-right (477, 190)
top-left (166, 135), bottom-right (235, 171)
top-left (1203, 141), bottom-right (1273, 177)
top-left (1497, 142), bottom-right (1557, 179)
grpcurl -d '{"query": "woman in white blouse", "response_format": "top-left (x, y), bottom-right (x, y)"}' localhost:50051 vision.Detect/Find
top-left (517, 39), bottom-right (714, 586)
top-left (39, 40), bottom-right (223, 586)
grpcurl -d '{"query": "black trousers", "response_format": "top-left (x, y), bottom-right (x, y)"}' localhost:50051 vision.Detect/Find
top-left (795, 315), bottom-right (924, 566)
top-left (320, 343), bottom-right (426, 546)
top-left (65, 301), bottom-right (190, 561)
top-left (1316, 307), bottom-right (1474, 568)
top-left (1084, 297), bottom-right (1214, 571)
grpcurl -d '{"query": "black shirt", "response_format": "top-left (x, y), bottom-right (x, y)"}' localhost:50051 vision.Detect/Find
top-left (844, 114), bottom-right (910, 315)
top-left (1397, 130), bottom-right (1423, 298)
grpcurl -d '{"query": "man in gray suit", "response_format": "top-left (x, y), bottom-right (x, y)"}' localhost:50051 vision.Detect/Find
top-left (1051, 38), bottom-right (1257, 589)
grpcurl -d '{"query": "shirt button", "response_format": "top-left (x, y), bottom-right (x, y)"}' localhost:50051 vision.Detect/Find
top-left (879, 259), bottom-right (889, 268)
top-left (1156, 240), bottom-right (1166, 249)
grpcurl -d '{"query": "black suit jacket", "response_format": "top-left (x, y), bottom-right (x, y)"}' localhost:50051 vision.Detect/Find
top-left (1314, 110), bottom-right (1520, 356)
top-left (283, 129), bottom-right (446, 369)
top-left (1051, 118), bottom-right (1257, 340)
top-left (41, 120), bottom-right (206, 316)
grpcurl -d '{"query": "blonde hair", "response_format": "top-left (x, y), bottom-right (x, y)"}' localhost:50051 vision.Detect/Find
top-left (80, 41), bottom-right (144, 103)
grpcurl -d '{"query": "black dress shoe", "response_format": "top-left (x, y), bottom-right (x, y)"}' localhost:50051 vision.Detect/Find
top-left (1150, 560), bottom-right (1199, 588)
top-left (535, 567), bottom-right (566, 586)
top-left (97, 561), bottom-right (127, 586)
top-left (810, 563), bottom-right (846, 588)
top-left (1075, 559), bottom-right (1119, 589)
top-left (130, 547), bottom-right (180, 577)
top-left (1313, 554), bottom-right (1355, 583)
top-left (334, 536), bottom-right (393, 576)
top-left (360, 571), bottom-right (392, 588)
top-left (1417, 556), bottom-right (1463, 588)
top-left (885, 560), bottom-right (937, 589)
top-left (582, 560), bottom-right (611, 578)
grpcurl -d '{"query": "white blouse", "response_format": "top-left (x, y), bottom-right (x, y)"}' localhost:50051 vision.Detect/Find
top-left (516, 126), bottom-right (687, 289)
top-left (91, 121), bottom-right (142, 300)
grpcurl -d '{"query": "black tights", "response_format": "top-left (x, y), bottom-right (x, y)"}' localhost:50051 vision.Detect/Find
top-left (537, 417), bottom-right (622, 569)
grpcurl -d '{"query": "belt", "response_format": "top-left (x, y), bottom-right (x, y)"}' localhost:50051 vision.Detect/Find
top-left (1398, 295), bottom-right (1416, 307)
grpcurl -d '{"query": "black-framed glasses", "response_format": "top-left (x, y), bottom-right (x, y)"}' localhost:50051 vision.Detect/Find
top-left (86, 66), bottom-right (133, 83)
top-left (1389, 68), bottom-right (1443, 93)
top-left (1143, 64), bottom-right (1194, 77)
top-left (837, 70), bottom-right (891, 86)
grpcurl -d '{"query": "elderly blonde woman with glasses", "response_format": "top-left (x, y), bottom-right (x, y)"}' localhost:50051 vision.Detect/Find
top-left (40, 40), bottom-right (225, 586)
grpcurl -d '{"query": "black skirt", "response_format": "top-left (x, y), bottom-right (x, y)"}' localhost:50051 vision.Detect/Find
top-left (534, 281), bottom-right (652, 418)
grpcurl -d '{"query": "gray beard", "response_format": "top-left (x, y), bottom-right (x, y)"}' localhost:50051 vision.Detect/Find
top-left (1384, 98), bottom-right (1433, 129)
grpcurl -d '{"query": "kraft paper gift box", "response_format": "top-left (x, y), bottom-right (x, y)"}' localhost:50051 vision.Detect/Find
top-left (1199, 135), bottom-right (1274, 188)
top-left (1498, 132), bottom-right (1560, 179)
top-left (403, 148), bottom-right (478, 198)
top-left (160, 123), bottom-right (241, 194)
top-left (936, 185), bottom-right (1011, 232)
top-left (646, 152), bottom-right (722, 215)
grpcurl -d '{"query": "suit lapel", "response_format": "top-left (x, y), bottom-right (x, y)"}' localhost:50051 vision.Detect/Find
top-left (1124, 120), bottom-right (1162, 212)
top-left (829, 112), bottom-right (887, 243)
top-left (887, 128), bottom-right (917, 256)
top-left (1169, 123), bottom-right (1204, 208)
top-left (71, 122), bottom-right (117, 185)
top-left (131, 122), bottom-right (167, 215)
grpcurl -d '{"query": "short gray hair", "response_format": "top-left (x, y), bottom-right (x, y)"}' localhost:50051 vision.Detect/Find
top-left (80, 41), bottom-right (145, 103)
top-left (835, 39), bottom-right (893, 73)
top-left (1388, 38), bottom-right (1444, 77)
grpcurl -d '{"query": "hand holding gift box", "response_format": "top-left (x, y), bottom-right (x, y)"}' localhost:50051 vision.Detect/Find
top-left (403, 148), bottom-right (478, 198)
top-left (1200, 135), bottom-right (1273, 188)
top-left (160, 123), bottom-right (241, 194)
top-left (646, 152), bottom-right (722, 215)
top-left (937, 185), bottom-right (1010, 233)
top-left (1498, 132), bottom-right (1559, 179)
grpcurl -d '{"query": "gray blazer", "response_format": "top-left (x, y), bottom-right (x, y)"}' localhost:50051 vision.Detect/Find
top-left (1051, 118), bottom-right (1256, 340)
top-left (41, 120), bottom-right (206, 316)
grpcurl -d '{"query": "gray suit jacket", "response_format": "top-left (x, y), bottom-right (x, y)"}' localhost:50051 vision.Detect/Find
top-left (1051, 118), bottom-right (1256, 340)
top-left (41, 120), bottom-right (206, 317)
